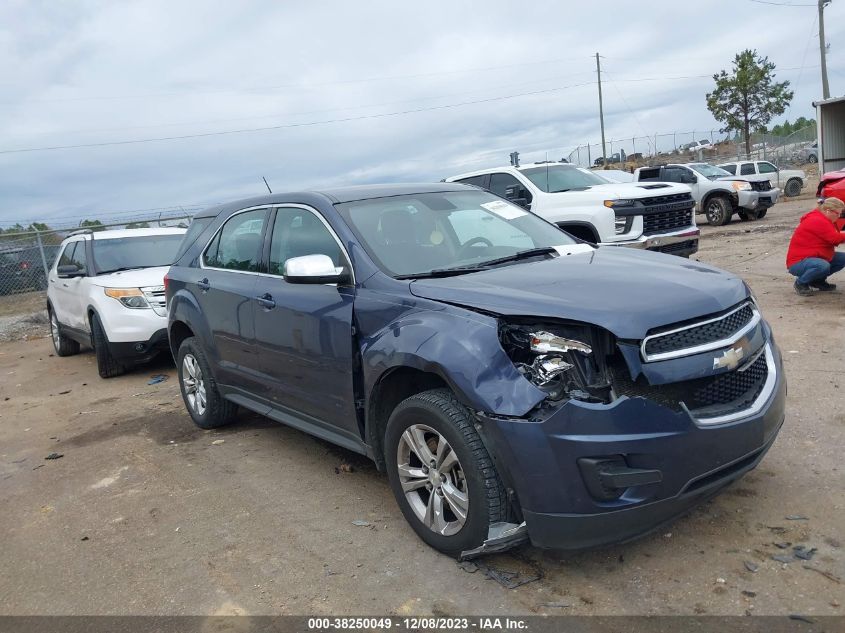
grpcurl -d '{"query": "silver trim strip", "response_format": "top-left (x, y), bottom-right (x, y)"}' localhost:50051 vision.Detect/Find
top-left (641, 301), bottom-right (760, 362)
top-left (199, 203), bottom-right (355, 284)
top-left (694, 343), bottom-right (776, 426)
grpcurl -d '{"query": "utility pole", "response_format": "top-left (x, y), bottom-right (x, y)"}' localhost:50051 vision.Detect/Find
top-left (819, 0), bottom-right (831, 99)
top-left (596, 53), bottom-right (607, 168)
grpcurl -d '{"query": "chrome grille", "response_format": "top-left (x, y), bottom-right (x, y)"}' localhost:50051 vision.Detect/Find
top-left (141, 285), bottom-right (167, 317)
top-left (642, 301), bottom-right (758, 361)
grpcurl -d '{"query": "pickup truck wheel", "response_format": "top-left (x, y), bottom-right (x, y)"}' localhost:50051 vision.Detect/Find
top-left (384, 389), bottom-right (509, 558)
top-left (705, 197), bottom-right (732, 226)
top-left (91, 313), bottom-right (126, 378)
top-left (737, 209), bottom-right (760, 221)
top-left (49, 307), bottom-right (80, 357)
top-left (757, 208), bottom-right (768, 219)
top-left (808, 155), bottom-right (818, 164)
top-left (784, 178), bottom-right (802, 197)
top-left (177, 337), bottom-right (238, 429)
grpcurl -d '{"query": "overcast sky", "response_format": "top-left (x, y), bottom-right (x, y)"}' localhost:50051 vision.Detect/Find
top-left (0, 0), bottom-right (842, 228)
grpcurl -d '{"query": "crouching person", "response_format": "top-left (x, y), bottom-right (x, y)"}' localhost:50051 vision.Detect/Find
top-left (787, 197), bottom-right (845, 296)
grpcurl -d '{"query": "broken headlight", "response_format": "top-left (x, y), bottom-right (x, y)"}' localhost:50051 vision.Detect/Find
top-left (500, 322), bottom-right (614, 403)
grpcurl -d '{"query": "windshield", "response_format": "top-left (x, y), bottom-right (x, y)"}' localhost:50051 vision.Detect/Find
top-left (336, 190), bottom-right (577, 277)
top-left (520, 165), bottom-right (608, 192)
top-left (690, 164), bottom-right (732, 180)
top-left (91, 234), bottom-right (185, 274)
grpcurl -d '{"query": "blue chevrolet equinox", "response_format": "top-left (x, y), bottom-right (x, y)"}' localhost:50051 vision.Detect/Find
top-left (165, 183), bottom-right (786, 558)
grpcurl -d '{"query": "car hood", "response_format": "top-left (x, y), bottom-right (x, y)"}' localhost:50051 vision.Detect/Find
top-left (87, 265), bottom-right (170, 288)
top-left (408, 248), bottom-right (748, 340)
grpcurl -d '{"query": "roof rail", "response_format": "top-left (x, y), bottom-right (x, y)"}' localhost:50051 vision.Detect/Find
top-left (67, 228), bottom-right (95, 240)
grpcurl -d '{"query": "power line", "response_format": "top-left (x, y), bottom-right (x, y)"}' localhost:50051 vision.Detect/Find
top-left (9, 70), bottom-right (597, 139)
top-left (0, 55), bottom-right (596, 106)
top-left (747, 0), bottom-right (815, 6)
top-left (0, 81), bottom-right (597, 155)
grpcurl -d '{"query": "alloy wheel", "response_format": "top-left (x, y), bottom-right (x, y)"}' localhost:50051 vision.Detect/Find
top-left (396, 424), bottom-right (469, 536)
top-left (50, 311), bottom-right (60, 350)
top-left (182, 354), bottom-right (207, 416)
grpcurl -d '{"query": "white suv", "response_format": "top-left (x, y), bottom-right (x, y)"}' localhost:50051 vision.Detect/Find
top-left (47, 227), bottom-right (187, 378)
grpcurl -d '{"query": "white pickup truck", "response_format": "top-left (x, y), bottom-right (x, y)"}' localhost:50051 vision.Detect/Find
top-left (445, 162), bottom-right (700, 257)
top-left (716, 160), bottom-right (806, 197)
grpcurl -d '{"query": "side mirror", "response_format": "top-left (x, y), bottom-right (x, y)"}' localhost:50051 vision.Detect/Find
top-left (57, 264), bottom-right (84, 278)
top-left (682, 174), bottom-right (698, 184)
top-left (283, 254), bottom-right (349, 285)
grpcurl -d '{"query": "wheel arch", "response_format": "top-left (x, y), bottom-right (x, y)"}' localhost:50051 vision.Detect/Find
top-left (169, 320), bottom-right (195, 360)
top-left (366, 367), bottom-right (449, 471)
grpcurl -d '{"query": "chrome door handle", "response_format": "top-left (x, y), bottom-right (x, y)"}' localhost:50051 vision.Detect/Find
top-left (197, 278), bottom-right (210, 291)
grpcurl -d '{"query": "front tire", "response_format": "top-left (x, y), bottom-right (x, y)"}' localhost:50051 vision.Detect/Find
top-left (177, 337), bottom-right (238, 429)
top-left (49, 307), bottom-right (80, 357)
top-left (91, 313), bottom-right (126, 378)
top-left (738, 208), bottom-right (760, 221)
top-left (384, 389), bottom-right (509, 558)
top-left (705, 197), bottom-right (732, 226)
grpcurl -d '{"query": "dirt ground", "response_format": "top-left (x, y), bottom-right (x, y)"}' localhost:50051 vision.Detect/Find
top-left (1, 188), bottom-right (843, 616)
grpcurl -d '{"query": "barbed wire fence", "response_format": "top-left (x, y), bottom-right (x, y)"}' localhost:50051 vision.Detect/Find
top-left (0, 212), bottom-right (195, 298)
top-left (564, 124), bottom-right (818, 169)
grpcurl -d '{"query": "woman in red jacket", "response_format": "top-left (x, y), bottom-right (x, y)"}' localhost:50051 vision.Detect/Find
top-left (786, 197), bottom-right (845, 295)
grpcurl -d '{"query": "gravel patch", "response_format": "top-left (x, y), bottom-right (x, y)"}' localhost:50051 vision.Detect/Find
top-left (0, 310), bottom-right (49, 343)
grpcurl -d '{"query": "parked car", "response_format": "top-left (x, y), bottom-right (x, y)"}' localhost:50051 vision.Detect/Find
top-left (445, 162), bottom-right (699, 257)
top-left (796, 143), bottom-right (819, 164)
top-left (817, 168), bottom-right (845, 202)
top-left (635, 163), bottom-right (776, 225)
top-left (166, 184), bottom-right (785, 557)
top-left (717, 160), bottom-right (806, 198)
top-left (0, 247), bottom-right (47, 295)
top-left (687, 140), bottom-right (713, 154)
top-left (47, 227), bottom-right (187, 377)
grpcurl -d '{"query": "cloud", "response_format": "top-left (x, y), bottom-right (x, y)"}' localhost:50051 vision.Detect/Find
top-left (0, 0), bottom-right (841, 226)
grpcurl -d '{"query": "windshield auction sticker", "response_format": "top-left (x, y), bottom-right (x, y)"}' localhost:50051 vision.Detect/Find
top-left (480, 200), bottom-right (527, 220)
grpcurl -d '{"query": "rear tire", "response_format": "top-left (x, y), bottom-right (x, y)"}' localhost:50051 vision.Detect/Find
top-left (177, 337), bottom-right (238, 429)
top-left (384, 388), bottom-right (510, 558)
top-left (91, 313), bottom-right (126, 378)
top-left (49, 307), bottom-right (80, 357)
top-left (705, 197), bottom-right (732, 226)
top-left (784, 178), bottom-right (802, 198)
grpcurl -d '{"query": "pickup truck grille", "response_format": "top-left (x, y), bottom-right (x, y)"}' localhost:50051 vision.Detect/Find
top-left (751, 180), bottom-right (772, 192)
top-left (634, 192), bottom-right (695, 236)
top-left (141, 285), bottom-right (167, 317)
top-left (642, 208), bottom-right (694, 235)
top-left (642, 301), bottom-right (757, 360)
top-left (610, 346), bottom-right (769, 418)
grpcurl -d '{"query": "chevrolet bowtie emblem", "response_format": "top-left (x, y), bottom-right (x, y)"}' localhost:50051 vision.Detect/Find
top-left (713, 346), bottom-right (744, 370)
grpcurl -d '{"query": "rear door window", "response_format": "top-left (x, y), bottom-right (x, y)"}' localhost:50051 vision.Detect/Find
top-left (203, 209), bottom-right (269, 272)
top-left (720, 164), bottom-right (737, 175)
top-left (455, 175), bottom-right (488, 189)
top-left (740, 163), bottom-right (756, 176)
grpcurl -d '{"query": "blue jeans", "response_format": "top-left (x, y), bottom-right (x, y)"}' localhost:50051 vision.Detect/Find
top-left (788, 252), bottom-right (845, 285)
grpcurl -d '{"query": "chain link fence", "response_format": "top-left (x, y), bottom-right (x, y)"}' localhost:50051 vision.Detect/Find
top-left (564, 125), bottom-right (818, 170)
top-left (0, 215), bottom-right (193, 298)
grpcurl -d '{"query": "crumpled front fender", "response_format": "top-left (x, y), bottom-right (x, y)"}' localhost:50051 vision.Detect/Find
top-left (356, 290), bottom-right (545, 416)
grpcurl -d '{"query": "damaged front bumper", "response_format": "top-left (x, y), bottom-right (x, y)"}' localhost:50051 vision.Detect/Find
top-left (473, 342), bottom-right (786, 551)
